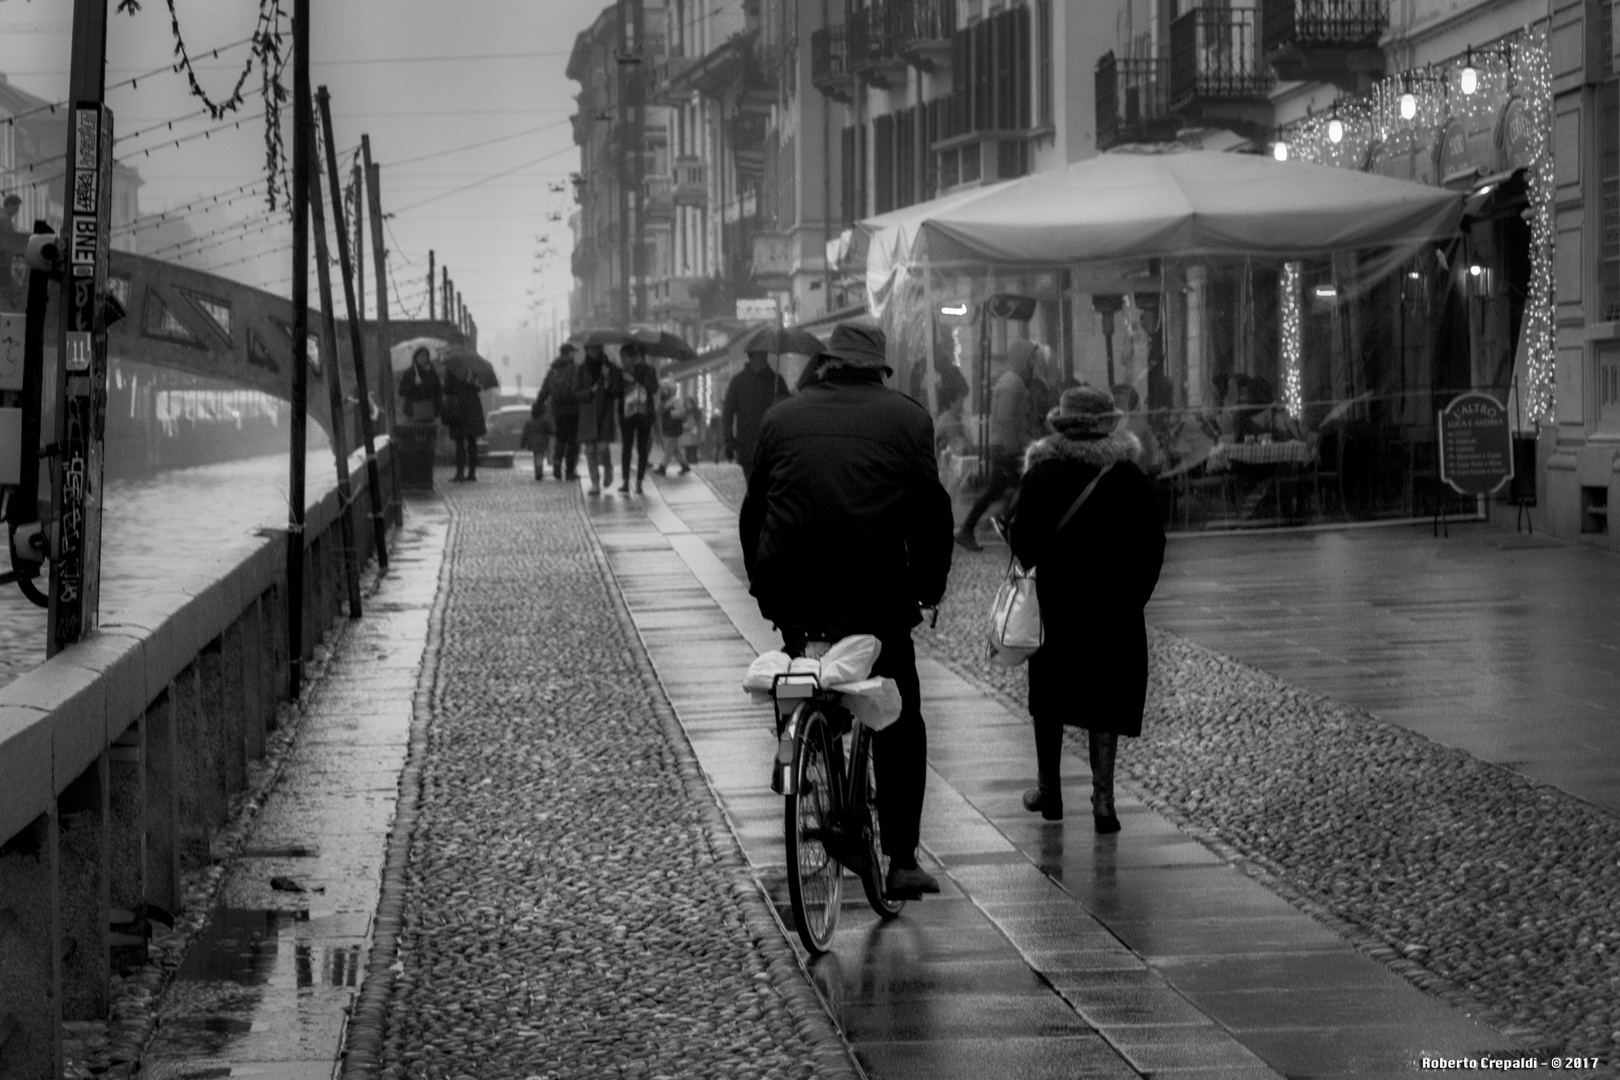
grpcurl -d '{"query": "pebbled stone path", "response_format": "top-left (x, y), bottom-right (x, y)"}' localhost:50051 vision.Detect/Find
top-left (377, 474), bottom-right (855, 1080)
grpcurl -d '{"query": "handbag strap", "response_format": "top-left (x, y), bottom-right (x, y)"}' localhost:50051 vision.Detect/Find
top-left (1054, 463), bottom-right (1115, 534)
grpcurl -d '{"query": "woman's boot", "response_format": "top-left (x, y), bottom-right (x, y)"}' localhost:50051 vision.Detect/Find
top-left (584, 446), bottom-right (601, 494)
top-left (1088, 731), bottom-right (1120, 834)
top-left (1022, 716), bottom-right (1063, 820)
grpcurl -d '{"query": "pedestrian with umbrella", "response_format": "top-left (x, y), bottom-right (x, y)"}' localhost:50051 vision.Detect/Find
top-left (720, 350), bottom-right (790, 481)
top-left (575, 341), bottom-right (624, 495)
top-left (437, 344), bottom-right (498, 483)
top-left (618, 340), bottom-right (660, 494)
top-left (535, 342), bottom-right (581, 480)
top-left (397, 345), bottom-right (442, 422)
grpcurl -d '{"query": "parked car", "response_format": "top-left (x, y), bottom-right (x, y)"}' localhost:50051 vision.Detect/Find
top-left (485, 404), bottom-right (533, 454)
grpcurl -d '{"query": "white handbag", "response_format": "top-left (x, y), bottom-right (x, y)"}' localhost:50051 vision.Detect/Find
top-left (986, 464), bottom-right (1114, 667)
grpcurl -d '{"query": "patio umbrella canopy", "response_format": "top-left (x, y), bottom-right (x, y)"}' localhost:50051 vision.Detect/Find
top-left (866, 147), bottom-right (1465, 305)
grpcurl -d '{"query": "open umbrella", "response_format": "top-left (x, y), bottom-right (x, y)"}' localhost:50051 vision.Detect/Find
top-left (390, 336), bottom-right (451, 374)
top-left (575, 327), bottom-right (698, 364)
top-left (738, 324), bottom-right (825, 356)
top-left (440, 343), bottom-right (500, 390)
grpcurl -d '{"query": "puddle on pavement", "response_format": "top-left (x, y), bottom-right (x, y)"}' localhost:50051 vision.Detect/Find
top-left (141, 903), bottom-right (364, 1072)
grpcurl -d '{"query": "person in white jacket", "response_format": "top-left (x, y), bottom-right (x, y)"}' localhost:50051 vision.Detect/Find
top-left (955, 339), bottom-right (1044, 551)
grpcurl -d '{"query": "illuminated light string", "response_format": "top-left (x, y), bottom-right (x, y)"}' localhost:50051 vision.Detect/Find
top-left (1275, 27), bottom-right (1555, 422)
top-left (1281, 261), bottom-right (1303, 419)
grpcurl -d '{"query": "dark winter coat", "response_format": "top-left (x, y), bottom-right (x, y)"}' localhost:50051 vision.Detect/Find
top-left (535, 356), bottom-right (579, 425)
top-left (441, 373), bottom-right (487, 439)
top-left (398, 363), bottom-right (442, 421)
top-left (1006, 429), bottom-right (1165, 736)
top-left (720, 363), bottom-right (789, 468)
top-left (739, 366), bottom-right (954, 633)
top-left (907, 358), bottom-right (970, 414)
top-left (575, 353), bottom-right (623, 444)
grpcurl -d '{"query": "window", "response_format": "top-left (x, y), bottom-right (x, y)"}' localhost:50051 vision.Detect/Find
top-left (1599, 345), bottom-right (1620, 433)
top-left (1601, 73), bottom-right (1620, 320)
top-left (1036, 0), bottom-right (1053, 127)
top-left (874, 114), bottom-right (896, 214)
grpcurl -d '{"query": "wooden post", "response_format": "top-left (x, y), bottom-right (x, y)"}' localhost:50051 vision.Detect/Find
top-left (317, 86), bottom-right (389, 573)
top-left (287, 0), bottom-right (311, 698)
top-left (362, 135), bottom-right (403, 523)
top-left (48, 0), bottom-right (112, 655)
top-left (428, 249), bottom-right (436, 321)
top-left (307, 117), bottom-right (364, 620)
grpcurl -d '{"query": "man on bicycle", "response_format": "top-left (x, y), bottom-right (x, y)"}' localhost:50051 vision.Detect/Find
top-left (739, 323), bottom-right (954, 900)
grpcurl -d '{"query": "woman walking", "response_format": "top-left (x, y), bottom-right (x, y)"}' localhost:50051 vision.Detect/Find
top-left (442, 367), bottom-right (488, 482)
top-left (654, 380), bottom-right (693, 475)
top-left (1005, 385), bottom-right (1165, 832)
top-left (575, 342), bottom-right (623, 495)
top-left (618, 341), bottom-right (660, 493)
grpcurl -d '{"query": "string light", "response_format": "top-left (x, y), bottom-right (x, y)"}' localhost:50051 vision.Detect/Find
top-left (1282, 262), bottom-right (1302, 419)
top-left (1278, 28), bottom-right (1554, 422)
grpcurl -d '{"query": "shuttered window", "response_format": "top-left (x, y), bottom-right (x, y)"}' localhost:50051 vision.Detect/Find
top-left (874, 113), bottom-right (896, 214)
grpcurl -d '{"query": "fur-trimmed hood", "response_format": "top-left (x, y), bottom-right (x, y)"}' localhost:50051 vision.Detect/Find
top-left (1023, 429), bottom-right (1141, 473)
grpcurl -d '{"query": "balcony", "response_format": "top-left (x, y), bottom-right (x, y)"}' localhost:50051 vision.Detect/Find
top-left (571, 245), bottom-right (596, 279)
top-left (1169, 5), bottom-right (1274, 142)
top-left (673, 156), bottom-right (707, 208)
top-left (1095, 53), bottom-right (1176, 151)
top-left (1262, 0), bottom-right (1387, 92)
top-left (648, 275), bottom-right (704, 319)
top-left (848, 4), bottom-right (907, 89)
top-left (650, 56), bottom-right (697, 105)
top-left (811, 25), bottom-right (854, 103)
top-left (751, 233), bottom-right (795, 288)
top-left (894, 0), bottom-right (956, 72)
top-left (645, 175), bottom-right (675, 223)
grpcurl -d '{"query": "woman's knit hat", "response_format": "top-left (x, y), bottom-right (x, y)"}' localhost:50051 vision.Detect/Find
top-left (1048, 384), bottom-right (1123, 438)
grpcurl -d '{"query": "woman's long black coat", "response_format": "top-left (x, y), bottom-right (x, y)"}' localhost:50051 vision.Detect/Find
top-left (1006, 430), bottom-right (1166, 735)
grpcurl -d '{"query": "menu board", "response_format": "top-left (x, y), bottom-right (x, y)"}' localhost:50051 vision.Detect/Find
top-left (1439, 391), bottom-right (1514, 496)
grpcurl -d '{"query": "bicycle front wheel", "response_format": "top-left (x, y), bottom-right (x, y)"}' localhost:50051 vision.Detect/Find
top-left (854, 729), bottom-right (905, 919)
top-left (785, 706), bottom-right (843, 954)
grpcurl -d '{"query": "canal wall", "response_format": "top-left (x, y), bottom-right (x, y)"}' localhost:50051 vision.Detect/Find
top-left (0, 443), bottom-right (399, 1079)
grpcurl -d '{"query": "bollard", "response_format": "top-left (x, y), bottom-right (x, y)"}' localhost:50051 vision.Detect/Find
top-left (0, 812), bottom-right (62, 1078)
top-left (57, 754), bottom-right (108, 1021)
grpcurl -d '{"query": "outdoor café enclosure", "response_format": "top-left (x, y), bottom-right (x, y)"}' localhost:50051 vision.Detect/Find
top-left (861, 146), bottom-right (1537, 531)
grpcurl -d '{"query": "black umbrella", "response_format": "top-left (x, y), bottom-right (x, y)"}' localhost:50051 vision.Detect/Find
top-left (738, 324), bottom-right (825, 356)
top-left (441, 344), bottom-right (500, 390)
top-left (576, 328), bottom-right (698, 364)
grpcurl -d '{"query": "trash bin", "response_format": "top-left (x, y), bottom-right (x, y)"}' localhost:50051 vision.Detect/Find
top-left (396, 421), bottom-right (439, 489)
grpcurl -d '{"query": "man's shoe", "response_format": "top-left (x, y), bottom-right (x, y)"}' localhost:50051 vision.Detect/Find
top-left (953, 528), bottom-right (982, 552)
top-left (1022, 787), bottom-right (1063, 821)
top-left (884, 864), bottom-right (941, 900)
top-left (617, 483), bottom-right (631, 493)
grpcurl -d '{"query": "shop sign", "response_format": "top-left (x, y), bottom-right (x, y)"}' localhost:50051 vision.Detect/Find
top-left (736, 297), bottom-right (779, 321)
top-left (1438, 391), bottom-right (1514, 496)
top-left (1497, 97), bottom-right (1537, 170)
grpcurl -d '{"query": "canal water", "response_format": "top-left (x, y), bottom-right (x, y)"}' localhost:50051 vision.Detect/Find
top-left (0, 445), bottom-right (349, 688)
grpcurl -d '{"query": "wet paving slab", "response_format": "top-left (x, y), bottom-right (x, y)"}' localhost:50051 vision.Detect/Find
top-left (1149, 521), bottom-right (1620, 815)
top-left (578, 472), bottom-right (1548, 1080)
top-left (137, 494), bottom-right (448, 1080)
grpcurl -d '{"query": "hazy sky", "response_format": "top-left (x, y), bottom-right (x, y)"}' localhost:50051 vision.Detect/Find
top-left (0, 0), bottom-right (607, 363)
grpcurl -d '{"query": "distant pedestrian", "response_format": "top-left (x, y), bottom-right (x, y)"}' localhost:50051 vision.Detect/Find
top-left (653, 381), bottom-right (693, 475)
top-left (442, 367), bottom-right (487, 483)
top-left (618, 341), bottom-right (659, 494)
top-left (575, 342), bottom-right (623, 495)
top-left (397, 347), bottom-right (442, 423)
top-left (907, 354), bottom-right (969, 414)
top-left (0, 193), bottom-right (21, 234)
top-left (535, 342), bottom-right (580, 480)
top-left (955, 338), bottom-right (1043, 551)
top-left (1004, 385), bottom-right (1165, 832)
top-left (719, 351), bottom-right (788, 482)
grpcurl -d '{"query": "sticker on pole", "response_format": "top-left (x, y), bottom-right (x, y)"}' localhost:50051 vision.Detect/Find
top-left (1438, 391), bottom-right (1513, 497)
top-left (65, 331), bottom-right (92, 372)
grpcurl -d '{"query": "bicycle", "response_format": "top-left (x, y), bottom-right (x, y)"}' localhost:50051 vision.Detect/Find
top-left (770, 633), bottom-right (904, 955)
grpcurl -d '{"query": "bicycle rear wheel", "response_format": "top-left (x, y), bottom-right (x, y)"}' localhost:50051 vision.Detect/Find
top-left (784, 706), bottom-right (843, 953)
top-left (854, 729), bottom-right (905, 919)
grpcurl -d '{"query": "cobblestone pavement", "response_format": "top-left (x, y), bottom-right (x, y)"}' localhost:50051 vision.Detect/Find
top-left (697, 462), bottom-right (1620, 1072)
top-left (376, 471), bottom-right (859, 1080)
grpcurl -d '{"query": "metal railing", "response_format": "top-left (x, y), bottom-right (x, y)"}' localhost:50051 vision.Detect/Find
top-left (847, 4), bottom-right (902, 75)
top-left (1096, 53), bottom-right (1174, 150)
top-left (1262, 0), bottom-right (1388, 53)
top-left (895, 0), bottom-right (956, 44)
top-left (1170, 4), bottom-right (1273, 107)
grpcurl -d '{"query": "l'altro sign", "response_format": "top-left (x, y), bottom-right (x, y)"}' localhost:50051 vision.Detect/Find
top-left (1438, 391), bottom-right (1513, 497)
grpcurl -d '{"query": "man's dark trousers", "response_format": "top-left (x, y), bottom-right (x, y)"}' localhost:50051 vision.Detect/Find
top-left (960, 447), bottom-right (1023, 532)
top-left (552, 414), bottom-right (580, 479)
top-left (870, 630), bottom-right (926, 864)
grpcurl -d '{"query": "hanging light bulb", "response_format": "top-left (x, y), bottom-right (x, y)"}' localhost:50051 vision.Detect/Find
top-left (1460, 48), bottom-right (1478, 95)
top-left (1400, 92), bottom-right (1417, 120)
top-left (1328, 118), bottom-right (1344, 144)
top-left (1274, 141), bottom-right (1289, 162)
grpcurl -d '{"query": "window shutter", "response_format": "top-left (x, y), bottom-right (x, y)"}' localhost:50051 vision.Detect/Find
top-left (874, 113), bottom-right (895, 214)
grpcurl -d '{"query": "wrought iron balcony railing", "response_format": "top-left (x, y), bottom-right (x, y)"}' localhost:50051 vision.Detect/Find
top-left (1096, 53), bottom-right (1175, 151)
top-left (1170, 4), bottom-right (1273, 109)
top-left (1262, 0), bottom-right (1387, 53)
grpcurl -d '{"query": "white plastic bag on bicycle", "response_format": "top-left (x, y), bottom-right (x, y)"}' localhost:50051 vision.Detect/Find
top-left (743, 651), bottom-right (793, 698)
top-left (835, 677), bottom-right (903, 731)
top-left (819, 634), bottom-right (882, 685)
